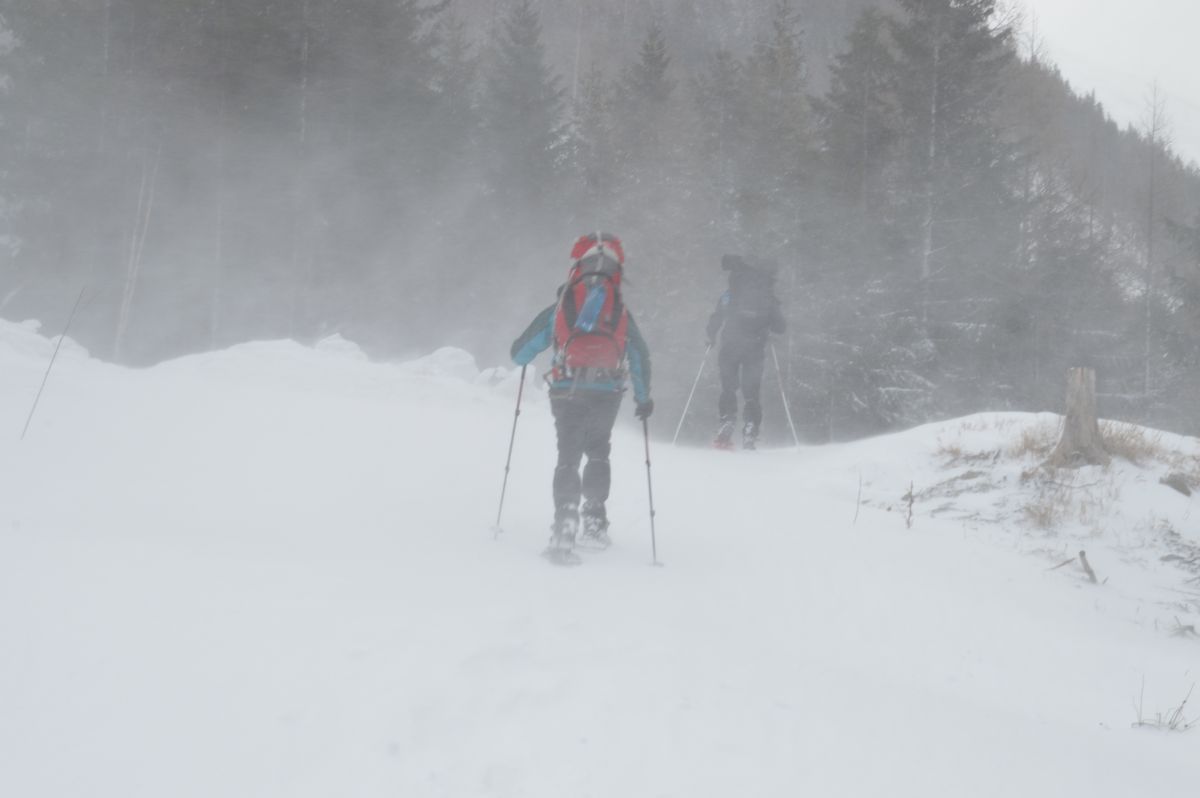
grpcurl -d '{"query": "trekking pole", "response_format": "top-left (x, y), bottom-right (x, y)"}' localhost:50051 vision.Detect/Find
top-left (642, 417), bottom-right (663, 566)
top-left (22, 286), bottom-right (87, 441)
top-left (770, 343), bottom-right (801, 448)
top-left (671, 343), bottom-right (711, 445)
top-left (492, 365), bottom-right (527, 539)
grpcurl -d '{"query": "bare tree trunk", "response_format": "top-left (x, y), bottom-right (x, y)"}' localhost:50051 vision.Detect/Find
top-left (289, 0), bottom-right (313, 339)
top-left (859, 64), bottom-right (871, 219)
top-left (98, 0), bottom-right (113, 153)
top-left (1047, 367), bottom-right (1110, 468)
top-left (210, 87), bottom-right (227, 351)
top-left (919, 39), bottom-right (940, 325)
top-left (1141, 84), bottom-right (1169, 407)
top-left (114, 144), bottom-right (162, 362)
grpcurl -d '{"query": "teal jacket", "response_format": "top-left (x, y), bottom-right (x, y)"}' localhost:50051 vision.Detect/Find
top-left (511, 305), bottom-right (652, 403)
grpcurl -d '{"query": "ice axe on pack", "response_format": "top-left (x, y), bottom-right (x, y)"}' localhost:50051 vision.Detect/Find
top-left (491, 365), bottom-right (527, 539)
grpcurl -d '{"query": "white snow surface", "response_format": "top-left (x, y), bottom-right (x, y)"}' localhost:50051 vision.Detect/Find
top-left (1, 318), bottom-right (1197, 797)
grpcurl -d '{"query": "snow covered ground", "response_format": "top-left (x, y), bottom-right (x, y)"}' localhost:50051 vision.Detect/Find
top-left (1, 318), bottom-right (1197, 797)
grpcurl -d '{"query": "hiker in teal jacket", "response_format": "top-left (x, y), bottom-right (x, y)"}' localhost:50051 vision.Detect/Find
top-left (511, 232), bottom-right (653, 559)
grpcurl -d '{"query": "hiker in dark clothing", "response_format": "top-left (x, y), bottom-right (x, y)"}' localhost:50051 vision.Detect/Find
top-left (705, 255), bottom-right (785, 450)
top-left (511, 232), bottom-right (653, 561)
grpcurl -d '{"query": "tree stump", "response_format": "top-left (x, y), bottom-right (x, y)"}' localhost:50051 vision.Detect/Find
top-left (1047, 368), bottom-right (1110, 468)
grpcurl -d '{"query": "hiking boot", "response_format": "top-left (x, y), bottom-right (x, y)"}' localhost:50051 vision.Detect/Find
top-left (543, 512), bottom-right (581, 564)
top-left (713, 417), bottom-right (735, 450)
top-left (548, 507), bottom-right (578, 548)
top-left (547, 506), bottom-right (578, 544)
top-left (579, 502), bottom-right (611, 550)
top-left (743, 421), bottom-right (759, 451)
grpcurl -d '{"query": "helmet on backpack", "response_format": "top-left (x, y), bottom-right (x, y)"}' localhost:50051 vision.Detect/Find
top-left (570, 232), bottom-right (625, 276)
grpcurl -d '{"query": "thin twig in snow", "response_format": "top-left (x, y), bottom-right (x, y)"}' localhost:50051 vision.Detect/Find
top-left (1079, 550), bottom-right (1098, 583)
top-left (853, 470), bottom-right (862, 525)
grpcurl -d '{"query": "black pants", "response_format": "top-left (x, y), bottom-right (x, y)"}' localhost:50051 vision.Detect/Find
top-left (718, 339), bottom-right (765, 428)
top-left (551, 391), bottom-right (623, 519)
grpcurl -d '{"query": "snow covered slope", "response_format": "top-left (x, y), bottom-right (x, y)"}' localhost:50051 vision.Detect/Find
top-left (1, 319), bottom-right (1196, 797)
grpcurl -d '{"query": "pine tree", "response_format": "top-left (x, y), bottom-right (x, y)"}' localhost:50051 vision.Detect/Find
top-left (0, 10), bottom-right (19, 285)
top-left (567, 64), bottom-right (619, 204)
top-left (609, 19), bottom-right (682, 212)
top-left (430, 12), bottom-right (479, 160)
top-left (604, 20), bottom-right (710, 412)
top-left (1162, 212), bottom-right (1200, 429)
top-left (692, 48), bottom-right (748, 239)
top-left (615, 19), bottom-right (674, 164)
top-left (885, 0), bottom-right (1019, 413)
top-left (478, 0), bottom-right (566, 213)
top-left (888, 0), bottom-right (1016, 291)
top-left (815, 7), bottom-right (898, 216)
top-left (737, 0), bottom-right (813, 250)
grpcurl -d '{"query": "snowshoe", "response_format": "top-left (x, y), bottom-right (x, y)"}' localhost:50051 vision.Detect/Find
top-left (578, 504), bottom-right (612, 551)
top-left (542, 514), bottom-right (581, 566)
top-left (713, 418), bottom-right (735, 450)
top-left (542, 546), bottom-right (583, 566)
top-left (743, 421), bottom-right (759, 451)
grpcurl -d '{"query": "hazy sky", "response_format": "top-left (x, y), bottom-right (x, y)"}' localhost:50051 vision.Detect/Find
top-left (1023, 0), bottom-right (1199, 165)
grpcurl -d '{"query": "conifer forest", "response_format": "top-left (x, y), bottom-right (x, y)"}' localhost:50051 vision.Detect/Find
top-left (2, 0), bottom-right (1198, 442)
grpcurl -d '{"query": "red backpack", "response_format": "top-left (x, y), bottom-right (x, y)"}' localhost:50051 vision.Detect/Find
top-left (551, 232), bottom-right (630, 383)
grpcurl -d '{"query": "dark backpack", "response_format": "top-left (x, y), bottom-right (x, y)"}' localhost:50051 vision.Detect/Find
top-left (551, 235), bottom-right (630, 382)
top-left (727, 267), bottom-right (776, 336)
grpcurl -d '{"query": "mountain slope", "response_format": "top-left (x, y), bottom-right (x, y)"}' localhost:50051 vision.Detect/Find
top-left (1, 320), bottom-right (1196, 797)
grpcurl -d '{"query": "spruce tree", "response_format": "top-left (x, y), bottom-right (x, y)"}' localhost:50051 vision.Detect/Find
top-left (738, 0), bottom-right (812, 251)
top-left (478, 0), bottom-right (566, 214)
top-left (692, 48), bottom-right (748, 240)
top-left (567, 64), bottom-right (619, 205)
top-left (0, 10), bottom-right (19, 274)
top-left (886, 0), bottom-right (1019, 413)
top-left (888, 0), bottom-right (1017, 289)
top-left (816, 7), bottom-right (898, 216)
top-left (615, 19), bottom-right (675, 167)
top-left (606, 21), bottom-right (710, 422)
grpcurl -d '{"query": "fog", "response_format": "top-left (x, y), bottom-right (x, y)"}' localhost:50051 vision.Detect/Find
top-left (1, 0), bottom-right (1198, 442)
top-left (1027, 0), bottom-right (1200, 165)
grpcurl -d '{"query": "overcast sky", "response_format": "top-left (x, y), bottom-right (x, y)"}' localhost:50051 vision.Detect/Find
top-left (1022, 0), bottom-right (1199, 166)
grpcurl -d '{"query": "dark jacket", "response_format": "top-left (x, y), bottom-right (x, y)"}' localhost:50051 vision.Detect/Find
top-left (511, 305), bottom-right (652, 403)
top-left (706, 270), bottom-right (785, 348)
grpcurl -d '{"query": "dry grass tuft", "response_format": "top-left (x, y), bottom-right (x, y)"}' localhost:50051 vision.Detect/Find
top-left (1020, 468), bottom-right (1122, 533)
top-left (1023, 496), bottom-right (1063, 529)
top-left (1007, 423), bottom-right (1058, 460)
top-left (1133, 682), bottom-right (1195, 733)
top-left (935, 438), bottom-right (964, 463)
top-left (1101, 421), bottom-right (1167, 465)
top-left (935, 438), bottom-right (1000, 466)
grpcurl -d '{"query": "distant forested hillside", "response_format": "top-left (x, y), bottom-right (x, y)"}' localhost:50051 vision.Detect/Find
top-left (1, 1), bottom-right (1197, 439)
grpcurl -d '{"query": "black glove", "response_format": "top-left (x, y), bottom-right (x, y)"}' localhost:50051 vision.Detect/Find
top-left (635, 399), bottom-right (654, 421)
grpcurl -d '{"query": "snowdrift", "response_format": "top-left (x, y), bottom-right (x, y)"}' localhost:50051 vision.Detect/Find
top-left (1, 318), bottom-right (1197, 798)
